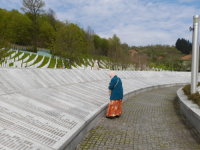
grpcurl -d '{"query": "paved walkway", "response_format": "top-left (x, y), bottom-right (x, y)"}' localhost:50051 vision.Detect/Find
top-left (76, 86), bottom-right (200, 150)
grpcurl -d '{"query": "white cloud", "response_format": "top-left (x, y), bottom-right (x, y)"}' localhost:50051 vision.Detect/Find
top-left (178, 0), bottom-right (194, 2)
top-left (1, 0), bottom-right (199, 46)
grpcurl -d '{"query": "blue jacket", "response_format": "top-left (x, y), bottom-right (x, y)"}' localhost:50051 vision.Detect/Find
top-left (108, 75), bottom-right (123, 100)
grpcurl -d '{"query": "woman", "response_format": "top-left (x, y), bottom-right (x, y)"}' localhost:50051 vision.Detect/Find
top-left (93, 60), bottom-right (99, 70)
top-left (107, 71), bottom-right (123, 118)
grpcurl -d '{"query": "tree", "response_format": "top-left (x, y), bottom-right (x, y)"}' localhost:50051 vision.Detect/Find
top-left (54, 23), bottom-right (89, 68)
top-left (175, 38), bottom-right (192, 54)
top-left (0, 9), bottom-right (10, 63)
top-left (101, 38), bottom-right (109, 56)
top-left (8, 9), bottom-right (32, 45)
top-left (84, 26), bottom-right (95, 56)
top-left (119, 48), bottom-right (130, 70)
top-left (21, 0), bottom-right (45, 51)
top-left (46, 8), bottom-right (57, 30)
top-left (121, 42), bottom-right (129, 51)
top-left (131, 53), bottom-right (149, 70)
top-left (0, 41), bottom-right (10, 64)
top-left (93, 34), bottom-right (102, 55)
top-left (38, 21), bottom-right (55, 47)
top-left (108, 34), bottom-right (121, 69)
top-left (0, 9), bottom-right (10, 42)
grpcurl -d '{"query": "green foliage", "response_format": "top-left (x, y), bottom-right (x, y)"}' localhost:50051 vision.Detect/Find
top-left (19, 53), bottom-right (29, 61)
top-left (156, 64), bottom-right (168, 70)
top-left (38, 57), bottom-right (49, 68)
top-left (0, 11), bottom-right (10, 63)
top-left (26, 54), bottom-right (36, 63)
top-left (47, 57), bottom-right (56, 68)
top-left (182, 83), bottom-right (200, 107)
top-left (7, 9), bottom-right (32, 45)
top-left (132, 45), bottom-right (184, 71)
top-left (175, 38), bottom-right (192, 54)
top-left (54, 23), bottom-right (89, 68)
top-left (93, 34), bottom-right (102, 51)
top-left (21, 0), bottom-right (46, 49)
top-left (188, 92), bottom-right (200, 106)
top-left (182, 84), bottom-right (191, 95)
top-left (32, 55), bottom-right (43, 65)
top-left (1, 3), bottom-right (192, 71)
top-left (38, 21), bottom-right (55, 47)
top-left (108, 34), bottom-right (121, 69)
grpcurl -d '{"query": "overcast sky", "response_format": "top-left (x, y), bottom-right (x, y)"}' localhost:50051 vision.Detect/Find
top-left (1, 0), bottom-right (200, 46)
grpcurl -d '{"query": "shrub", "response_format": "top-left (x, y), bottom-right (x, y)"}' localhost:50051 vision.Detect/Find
top-left (182, 84), bottom-right (191, 95)
top-left (182, 83), bottom-right (200, 107)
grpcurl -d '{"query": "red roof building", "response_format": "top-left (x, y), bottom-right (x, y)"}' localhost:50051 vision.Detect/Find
top-left (181, 54), bottom-right (192, 60)
top-left (157, 56), bottom-right (163, 59)
top-left (130, 49), bottom-right (138, 57)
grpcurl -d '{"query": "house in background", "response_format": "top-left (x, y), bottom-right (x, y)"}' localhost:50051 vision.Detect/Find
top-left (130, 49), bottom-right (138, 57)
top-left (181, 54), bottom-right (192, 71)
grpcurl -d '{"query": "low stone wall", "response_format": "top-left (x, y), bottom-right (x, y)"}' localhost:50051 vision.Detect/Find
top-left (177, 88), bottom-right (200, 134)
top-left (0, 68), bottom-right (191, 150)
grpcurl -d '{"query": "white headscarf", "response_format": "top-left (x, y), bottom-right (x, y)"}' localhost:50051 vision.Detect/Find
top-left (109, 71), bottom-right (116, 79)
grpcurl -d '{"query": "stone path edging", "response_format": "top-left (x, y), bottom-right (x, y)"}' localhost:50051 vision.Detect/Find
top-left (177, 88), bottom-right (200, 134)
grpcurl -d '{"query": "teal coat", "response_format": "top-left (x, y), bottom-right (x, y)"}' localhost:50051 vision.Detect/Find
top-left (108, 75), bottom-right (123, 100)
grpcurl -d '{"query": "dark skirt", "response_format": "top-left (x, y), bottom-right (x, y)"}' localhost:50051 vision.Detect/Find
top-left (106, 99), bottom-right (122, 117)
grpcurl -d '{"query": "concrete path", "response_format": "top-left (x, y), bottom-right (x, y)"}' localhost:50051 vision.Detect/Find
top-left (76, 86), bottom-right (200, 150)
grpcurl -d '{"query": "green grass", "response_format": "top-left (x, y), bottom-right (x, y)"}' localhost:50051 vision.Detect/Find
top-left (25, 54), bottom-right (37, 63)
top-left (9, 62), bottom-right (13, 67)
top-left (48, 57), bottom-right (56, 68)
top-left (18, 53), bottom-right (29, 62)
top-left (11, 52), bottom-right (23, 61)
top-left (31, 55), bottom-right (43, 65)
top-left (38, 57), bottom-right (51, 68)
top-left (9, 51), bottom-right (15, 57)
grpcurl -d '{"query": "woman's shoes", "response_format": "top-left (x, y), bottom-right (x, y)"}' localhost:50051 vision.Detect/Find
top-left (106, 116), bottom-right (115, 119)
top-left (106, 115), bottom-right (120, 119)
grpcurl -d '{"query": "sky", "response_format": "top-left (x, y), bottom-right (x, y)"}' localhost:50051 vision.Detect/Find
top-left (1, 0), bottom-right (200, 46)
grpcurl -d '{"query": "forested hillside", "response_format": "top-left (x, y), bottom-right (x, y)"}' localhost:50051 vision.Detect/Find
top-left (0, 0), bottom-right (192, 71)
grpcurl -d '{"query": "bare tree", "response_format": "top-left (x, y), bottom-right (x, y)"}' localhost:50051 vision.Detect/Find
top-left (131, 53), bottom-right (149, 70)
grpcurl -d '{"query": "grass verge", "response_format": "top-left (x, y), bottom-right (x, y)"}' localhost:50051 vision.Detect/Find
top-left (182, 82), bottom-right (200, 107)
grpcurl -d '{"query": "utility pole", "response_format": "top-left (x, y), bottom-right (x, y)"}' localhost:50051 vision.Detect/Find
top-left (190, 15), bottom-right (199, 94)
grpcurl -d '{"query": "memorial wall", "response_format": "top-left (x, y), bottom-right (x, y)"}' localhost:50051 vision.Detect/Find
top-left (0, 68), bottom-right (191, 150)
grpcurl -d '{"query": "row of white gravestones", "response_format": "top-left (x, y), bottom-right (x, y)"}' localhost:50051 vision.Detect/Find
top-left (6, 58), bottom-right (14, 67)
top-left (2, 51), bottom-right (40, 68)
top-left (11, 50), bottom-right (18, 58)
top-left (13, 60), bottom-right (22, 67)
top-left (4, 56), bottom-right (10, 61)
top-left (0, 50), bottom-right (28, 68)
top-left (21, 55), bottom-right (30, 67)
top-left (26, 54), bottom-right (38, 67)
top-left (1, 50), bottom-right (18, 67)
top-left (3, 49), bottom-right (13, 61)
top-left (27, 55), bottom-right (45, 68)
top-left (41, 57), bottom-right (51, 68)
top-left (54, 57), bottom-right (58, 69)
top-left (13, 53), bottom-right (24, 67)
top-left (15, 52), bottom-right (24, 62)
